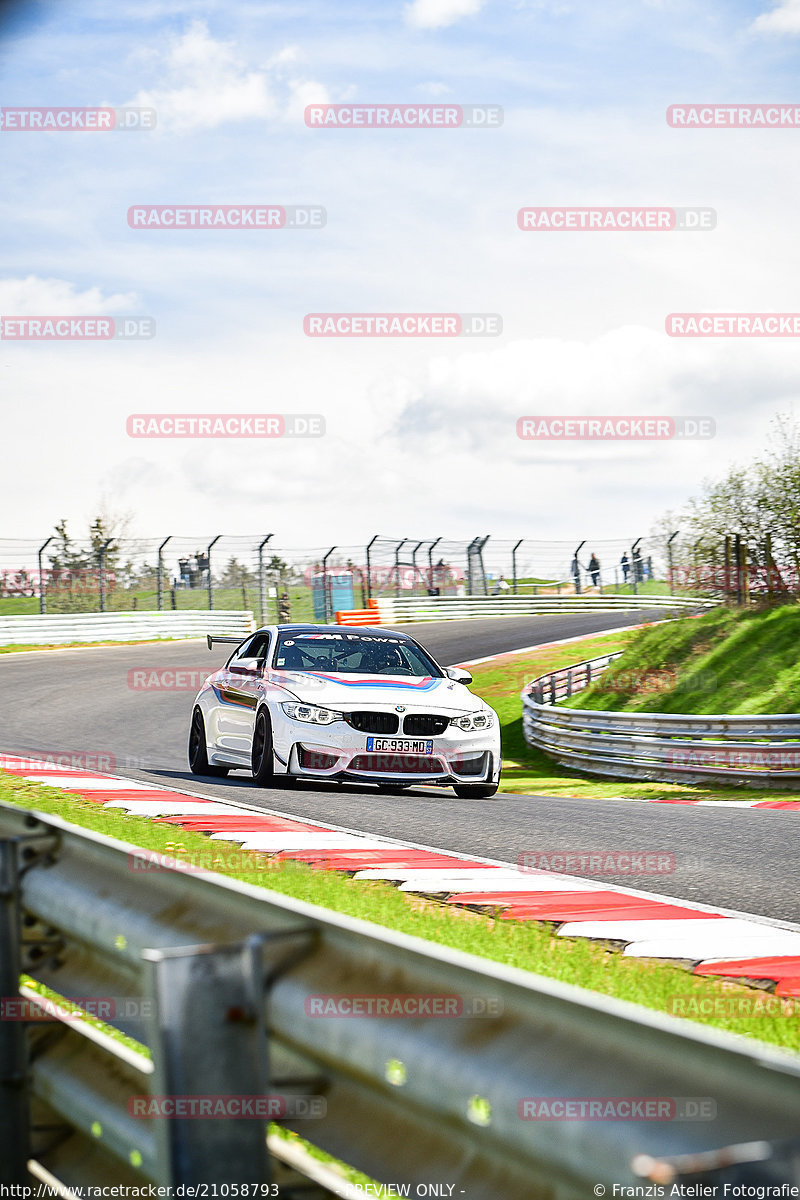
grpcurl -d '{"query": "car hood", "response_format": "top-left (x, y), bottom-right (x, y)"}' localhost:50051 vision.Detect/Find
top-left (266, 670), bottom-right (485, 713)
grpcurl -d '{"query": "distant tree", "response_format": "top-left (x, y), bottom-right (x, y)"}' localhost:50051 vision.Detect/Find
top-left (654, 413), bottom-right (800, 595)
top-left (219, 557), bottom-right (256, 588)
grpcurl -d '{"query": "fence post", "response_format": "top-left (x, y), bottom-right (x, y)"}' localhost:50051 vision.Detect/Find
top-left (427, 536), bottom-right (442, 595)
top-left (322, 546), bottom-right (337, 622)
top-left (631, 537), bottom-right (642, 596)
top-left (511, 539), bottom-right (523, 595)
top-left (98, 537), bottom-right (113, 613)
top-left (157, 536), bottom-right (172, 612)
top-left (257, 535), bottom-right (273, 627)
top-left (667, 530), bottom-right (679, 596)
top-left (572, 541), bottom-right (585, 595)
top-left (37, 536), bottom-right (54, 615)
top-left (365, 535), bottom-right (379, 602)
top-left (411, 541), bottom-right (425, 594)
top-left (394, 539), bottom-right (409, 598)
top-left (0, 838), bottom-right (33, 1183)
top-left (206, 536), bottom-right (221, 611)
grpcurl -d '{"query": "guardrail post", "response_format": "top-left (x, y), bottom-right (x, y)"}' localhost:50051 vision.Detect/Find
top-left (141, 938), bottom-right (272, 1186)
top-left (0, 838), bottom-right (32, 1183)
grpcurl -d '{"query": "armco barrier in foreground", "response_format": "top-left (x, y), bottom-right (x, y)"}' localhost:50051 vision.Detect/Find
top-left (0, 609), bottom-right (255, 646)
top-left (2, 802), bottom-right (800, 1196)
top-left (522, 654), bottom-right (800, 787)
top-left (337, 595), bottom-right (713, 624)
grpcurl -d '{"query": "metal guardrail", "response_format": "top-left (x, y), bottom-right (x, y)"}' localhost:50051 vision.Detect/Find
top-left (2, 801), bottom-right (800, 1195)
top-left (345, 594), bottom-right (714, 625)
top-left (0, 610), bottom-right (255, 646)
top-left (522, 654), bottom-right (800, 786)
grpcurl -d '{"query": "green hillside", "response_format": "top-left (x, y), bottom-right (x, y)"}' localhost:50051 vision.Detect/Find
top-left (564, 604), bottom-right (800, 715)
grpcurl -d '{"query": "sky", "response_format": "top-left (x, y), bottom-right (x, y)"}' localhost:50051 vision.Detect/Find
top-left (3, 0), bottom-right (800, 549)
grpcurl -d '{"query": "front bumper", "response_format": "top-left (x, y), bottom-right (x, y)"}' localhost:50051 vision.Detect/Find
top-left (273, 713), bottom-right (501, 785)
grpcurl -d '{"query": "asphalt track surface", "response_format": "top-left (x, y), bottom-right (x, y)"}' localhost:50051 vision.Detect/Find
top-left (1, 609), bottom-right (798, 924)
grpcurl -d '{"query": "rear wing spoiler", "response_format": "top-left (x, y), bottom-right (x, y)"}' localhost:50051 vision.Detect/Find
top-left (206, 635), bottom-right (248, 650)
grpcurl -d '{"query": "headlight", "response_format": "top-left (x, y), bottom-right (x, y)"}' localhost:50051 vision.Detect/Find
top-left (450, 711), bottom-right (494, 732)
top-left (281, 702), bottom-right (343, 725)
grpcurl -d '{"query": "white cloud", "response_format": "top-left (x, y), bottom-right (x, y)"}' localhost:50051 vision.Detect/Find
top-left (125, 21), bottom-right (327, 132)
top-left (416, 80), bottom-right (453, 95)
top-left (0, 276), bottom-right (138, 314)
top-left (405, 0), bottom-right (486, 31)
top-left (751, 0), bottom-right (800, 34)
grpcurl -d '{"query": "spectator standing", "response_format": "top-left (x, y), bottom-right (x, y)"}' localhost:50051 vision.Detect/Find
top-left (588, 553), bottom-right (600, 587)
top-left (621, 553), bottom-right (630, 583)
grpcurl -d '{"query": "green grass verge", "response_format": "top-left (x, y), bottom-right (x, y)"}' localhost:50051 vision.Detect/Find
top-left (2, 771), bottom-right (798, 1054)
top-left (0, 638), bottom-right (194, 654)
top-left (465, 627), bottom-right (800, 803)
top-left (566, 603), bottom-right (800, 715)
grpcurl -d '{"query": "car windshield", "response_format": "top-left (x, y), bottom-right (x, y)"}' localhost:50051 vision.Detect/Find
top-left (272, 632), bottom-right (441, 677)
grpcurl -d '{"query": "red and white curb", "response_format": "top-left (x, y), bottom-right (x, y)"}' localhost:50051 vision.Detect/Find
top-left (605, 795), bottom-right (800, 809)
top-left (4, 753), bottom-right (800, 998)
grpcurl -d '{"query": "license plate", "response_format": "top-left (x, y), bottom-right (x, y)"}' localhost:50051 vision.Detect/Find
top-left (366, 738), bottom-right (434, 754)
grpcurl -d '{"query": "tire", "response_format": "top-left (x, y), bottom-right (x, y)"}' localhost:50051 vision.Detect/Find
top-left (251, 708), bottom-right (275, 786)
top-left (188, 709), bottom-right (229, 777)
top-left (452, 783), bottom-right (499, 799)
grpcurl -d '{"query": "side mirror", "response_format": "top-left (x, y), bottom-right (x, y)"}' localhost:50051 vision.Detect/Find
top-left (446, 666), bottom-right (473, 685)
top-left (229, 658), bottom-right (261, 677)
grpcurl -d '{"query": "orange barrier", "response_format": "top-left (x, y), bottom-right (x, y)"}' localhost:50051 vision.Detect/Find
top-left (335, 609), bottom-right (378, 625)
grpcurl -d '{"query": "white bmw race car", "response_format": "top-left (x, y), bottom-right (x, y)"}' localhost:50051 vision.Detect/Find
top-left (188, 623), bottom-right (501, 797)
